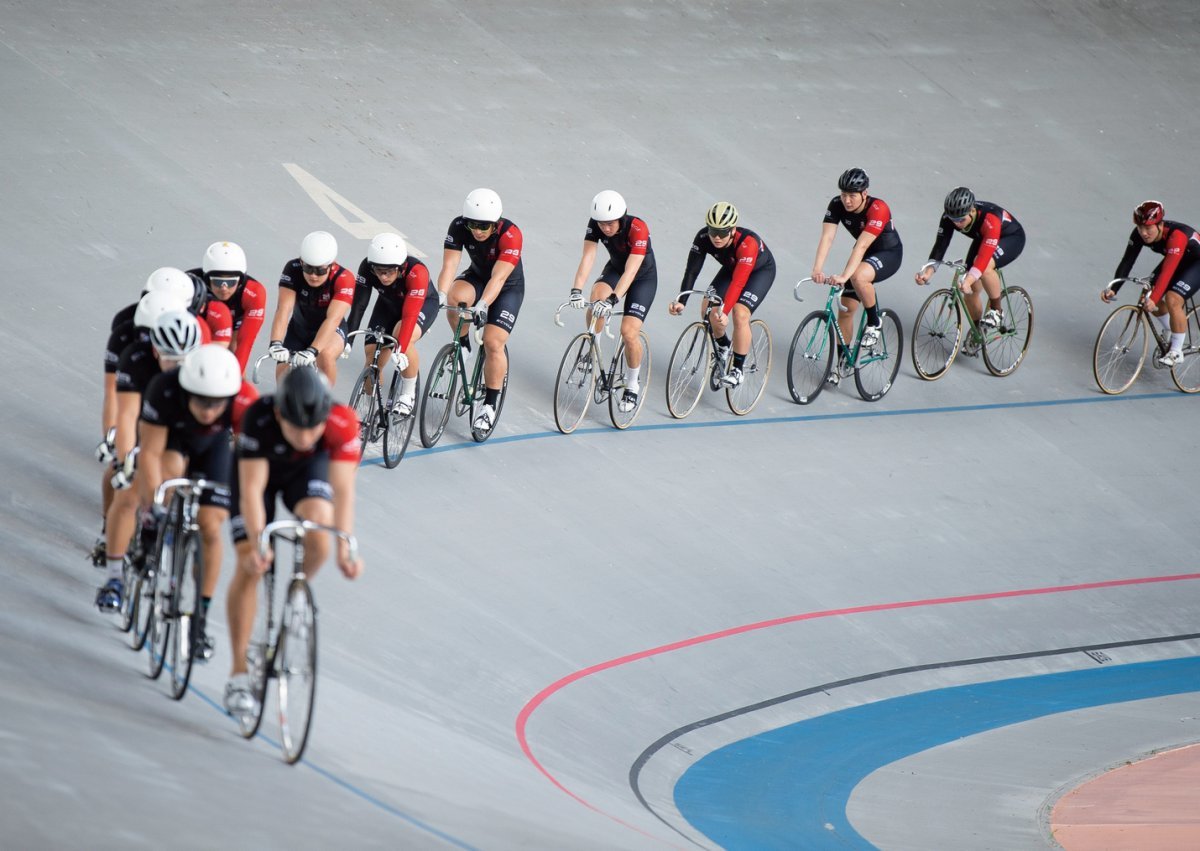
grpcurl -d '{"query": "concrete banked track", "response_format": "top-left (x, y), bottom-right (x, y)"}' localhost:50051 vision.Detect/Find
top-left (2, 1), bottom-right (1198, 848)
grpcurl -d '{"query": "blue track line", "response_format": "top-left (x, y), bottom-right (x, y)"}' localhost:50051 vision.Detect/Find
top-left (673, 655), bottom-right (1200, 850)
top-left (363, 390), bottom-right (1194, 466)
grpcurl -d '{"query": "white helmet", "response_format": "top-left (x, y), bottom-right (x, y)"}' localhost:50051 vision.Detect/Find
top-left (145, 267), bottom-right (194, 303)
top-left (179, 345), bottom-right (242, 397)
top-left (300, 231), bottom-right (338, 266)
top-left (591, 190), bottom-right (627, 222)
top-left (150, 310), bottom-right (202, 359)
top-left (134, 289), bottom-right (189, 329)
top-left (367, 232), bottom-right (408, 266)
top-left (462, 188), bottom-right (502, 223)
top-left (202, 241), bottom-right (248, 275)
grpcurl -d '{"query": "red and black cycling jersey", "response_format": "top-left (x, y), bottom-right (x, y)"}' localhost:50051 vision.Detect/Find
top-left (928, 200), bottom-right (1023, 278)
top-left (200, 299), bottom-right (233, 346)
top-left (583, 215), bottom-right (656, 275)
top-left (236, 397), bottom-right (361, 465)
top-left (1114, 220), bottom-right (1200, 301)
top-left (824, 196), bottom-right (902, 252)
top-left (346, 257), bottom-right (432, 352)
top-left (277, 258), bottom-right (358, 328)
top-left (444, 217), bottom-right (525, 287)
top-left (115, 339), bottom-right (163, 395)
top-left (186, 268), bottom-right (268, 373)
top-left (141, 368), bottom-right (258, 440)
top-left (679, 227), bottom-right (775, 310)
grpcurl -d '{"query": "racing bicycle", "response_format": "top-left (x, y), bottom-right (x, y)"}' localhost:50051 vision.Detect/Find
top-left (419, 304), bottom-right (509, 447)
top-left (1092, 276), bottom-right (1200, 394)
top-left (345, 328), bottom-right (418, 468)
top-left (551, 300), bottom-right (650, 432)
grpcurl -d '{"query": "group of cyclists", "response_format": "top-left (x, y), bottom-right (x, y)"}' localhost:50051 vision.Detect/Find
top-left (91, 177), bottom-right (1195, 720)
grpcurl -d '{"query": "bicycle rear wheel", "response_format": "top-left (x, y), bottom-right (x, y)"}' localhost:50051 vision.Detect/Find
top-left (1092, 304), bottom-right (1148, 395)
top-left (347, 365), bottom-right (380, 456)
top-left (787, 311), bottom-right (835, 404)
top-left (982, 286), bottom-right (1034, 377)
top-left (145, 504), bottom-right (180, 679)
top-left (167, 530), bottom-right (202, 700)
top-left (419, 344), bottom-right (457, 448)
top-left (277, 578), bottom-right (317, 764)
top-left (727, 319), bottom-right (772, 415)
top-left (608, 332), bottom-right (651, 429)
top-left (854, 308), bottom-right (903, 402)
top-left (119, 553), bottom-right (139, 634)
top-left (666, 322), bottom-right (711, 419)
top-left (237, 566), bottom-right (275, 740)
top-left (131, 560), bottom-right (155, 651)
top-left (470, 345), bottom-right (509, 443)
top-left (1171, 303), bottom-right (1200, 393)
top-left (553, 333), bottom-right (597, 434)
top-left (911, 289), bottom-right (962, 380)
top-left (382, 371), bottom-right (418, 467)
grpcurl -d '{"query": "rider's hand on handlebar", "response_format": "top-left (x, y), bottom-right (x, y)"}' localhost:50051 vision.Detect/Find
top-left (569, 288), bottom-right (586, 309)
top-left (437, 288), bottom-right (447, 308)
top-left (668, 300), bottom-right (685, 316)
top-left (472, 300), bottom-right (489, 328)
top-left (391, 349), bottom-right (409, 371)
top-left (811, 270), bottom-right (827, 285)
top-left (339, 340), bottom-right (353, 360)
top-left (292, 346), bottom-right (318, 367)
top-left (1101, 288), bottom-right (1117, 304)
top-left (95, 428), bottom-right (117, 465)
top-left (914, 268), bottom-right (933, 286)
top-left (268, 340), bottom-right (290, 363)
top-left (337, 540), bottom-right (362, 579)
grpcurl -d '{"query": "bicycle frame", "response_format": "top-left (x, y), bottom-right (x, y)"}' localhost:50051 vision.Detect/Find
top-left (920, 259), bottom-right (1015, 344)
top-left (792, 279), bottom-right (884, 369)
top-left (441, 305), bottom-right (488, 407)
top-left (674, 288), bottom-right (734, 383)
top-left (553, 300), bottom-right (621, 390)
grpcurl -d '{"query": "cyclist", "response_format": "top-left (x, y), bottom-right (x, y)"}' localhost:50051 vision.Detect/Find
top-left (568, 190), bottom-right (657, 411)
top-left (96, 306), bottom-right (203, 612)
top-left (189, 241), bottom-right (268, 374)
top-left (915, 187), bottom-right (1025, 353)
top-left (811, 168), bottom-right (903, 352)
top-left (1102, 200), bottom-right (1200, 366)
top-left (94, 268), bottom-right (195, 567)
top-left (435, 188), bottom-right (524, 434)
top-left (346, 232), bottom-right (437, 417)
top-left (137, 344), bottom-right (256, 659)
top-left (668, 202), bottom-right (776, 387)
top-left (266, 231), bottom-right (357, 383)
top-left (223, 366), bottom-right (363, 716)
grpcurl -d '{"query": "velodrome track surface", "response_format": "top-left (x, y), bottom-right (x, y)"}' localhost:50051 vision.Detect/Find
top-left (3, 1), bottom-right (1199, 848)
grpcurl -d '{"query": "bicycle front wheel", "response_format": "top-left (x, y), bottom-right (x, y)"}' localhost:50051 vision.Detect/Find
top-left (854, 308), bottom-right (903, 402)
top-left (419, 344), bottom-right (457, 448)
top-left (146, 560), bottom-right (171, 680)
top-left (237, 567), bottom-right (275, 740)
top-left (727, 319), bottom-right (772, 415)
top-left (119, 553), bottom-right (140, 634)
top-left (553, 333), bottom-right (597, 434)
top-left (1171, 303), bottom-right (1200, 393)
top-left (131, 560), bottom-right (154, 651)
top-left (982, 286), bottom-right (1034, 377)
top-left (470, 345), bottom-right (509, 443)
top-left (608, 332), bottom-right (651, 429)
top-left (382, 371), bottom-right (418, 468)
top-left (912, 289), bottom-right (962, 380)
top-left (666, 322), bottom-right (711, 419)
top-left (787, 311), bottom-right (835, 404)
top-left (167, 530), bottom-right (202, 700)
top-left (1092, 304), bottom-right (1148, 395)
top-left (277, 578), bottom-right (317, 764)
top-left (347, 365), bottom-right (379, 455)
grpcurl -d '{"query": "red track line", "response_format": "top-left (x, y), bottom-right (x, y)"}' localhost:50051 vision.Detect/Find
top-left (515, 571), bottom-right (1200, 842)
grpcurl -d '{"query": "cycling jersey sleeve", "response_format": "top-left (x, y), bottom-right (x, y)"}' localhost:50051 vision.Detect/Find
top-left (628, 218), bottom-right (650, 256)
top-left (205, 301), bottom-right (234, 344)
top-left (139, 372), bottom-right (170, 426)
top-left (346, 262), bottom-right (374, 332)
top-left (864, 199), bottom-right (891, 237)
top-left (928, 218), bottom-right (954, 264)
top-left (1151, 228), bottom-right (1189, 302)
top-left (678, 231), bottom-right (708, 304)
top-left (722, 235), bottom-right (761, 314)
top-left (1112, 230), bottom-right (1143, 284)
top-left (331, 267), bottom-right (357, 306)
top-left (233, 279), bottom-right (267, 372)
top-left (496, 225), bottom-right (523, 268)
top-left (324, 405), bottom-right (362, 461)
top-left (968, 212), bottom-right (1003, 278)
top-left (397, 265), bottom-right (430, 352)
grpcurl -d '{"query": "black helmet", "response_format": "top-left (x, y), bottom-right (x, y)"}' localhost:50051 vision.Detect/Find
top-left (838, 168), bottom-right (870, 193)
top-left (187, 271), bottom-right (209, 314)
top-left (944, 187), bottom-right (976, 218)
top-left (275, 366), bottom-right (332, 428)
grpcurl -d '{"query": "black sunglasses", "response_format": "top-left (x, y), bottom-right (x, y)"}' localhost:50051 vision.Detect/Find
top-left (465, 219), bottom-right (494, 232)
top-left (302, 264), bottom-right (331, 275)
top-left (707, 227), bottom-right (734, 239)
top-left (191, 395), bottom-right (229, 410)
top-left (370, 263), bottom-right (401, 275)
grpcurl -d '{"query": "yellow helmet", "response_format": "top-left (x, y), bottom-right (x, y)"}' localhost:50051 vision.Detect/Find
top-left (706, 201), bottom-right (739, 230)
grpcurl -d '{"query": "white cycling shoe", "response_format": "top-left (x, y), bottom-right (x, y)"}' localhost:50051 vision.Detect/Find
top-left (473, 404), bottom-right (496, 432)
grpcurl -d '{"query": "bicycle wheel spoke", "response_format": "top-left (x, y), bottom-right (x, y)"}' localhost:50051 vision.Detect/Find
top-left (666, 323), bottom-right (710, 418)
top-left (1092, 304), bottom-right (1148, 395)
top-left (912, 289), bottom-right (961, 380)
top-left (982, 286), bottom-right (1033, 377)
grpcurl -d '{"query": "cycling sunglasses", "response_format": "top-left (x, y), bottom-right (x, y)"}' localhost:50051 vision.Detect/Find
top-left (208, 274), bottom-right (240, 290)
top-left (302, 264), bottom-right (331, 276)
top-left (707, 226), bottom-right (734, 239)
top-left (370, 263), bottom-right (401, 275)
top-left (465, 219), bottom-right (495, 232)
